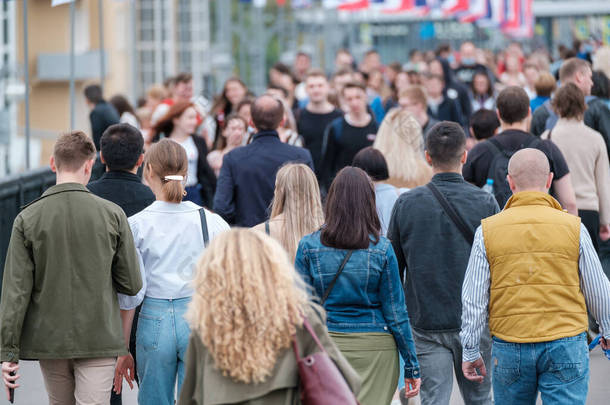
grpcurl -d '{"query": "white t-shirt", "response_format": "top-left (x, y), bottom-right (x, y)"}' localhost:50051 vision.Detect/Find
top-left (174, 136), bottom-right (199, 187)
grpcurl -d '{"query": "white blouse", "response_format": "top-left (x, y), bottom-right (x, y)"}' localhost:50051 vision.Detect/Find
top-left (118, 201), bottom-right (230, 309)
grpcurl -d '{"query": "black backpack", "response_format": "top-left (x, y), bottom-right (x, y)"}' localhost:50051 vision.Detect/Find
top-left (485, 136), bottom-right (541, 208)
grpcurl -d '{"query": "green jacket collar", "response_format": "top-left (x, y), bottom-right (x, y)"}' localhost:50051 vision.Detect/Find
top-left (23, 182), bottom-right (89, 209)
top-left (504, 191), bottom-right (564, 211)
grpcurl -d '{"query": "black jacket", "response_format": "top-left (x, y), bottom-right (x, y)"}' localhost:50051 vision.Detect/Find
top-left (90, 101), bottom-right (120, 151)
top-left (387, 173), bottom-right (499, 331)
top-left (213, 130), bottom-right (313, 227)
top-left (531, 97), bottom-right (610, 160)
top-left (87, 170), bottom-right (155, 217)
top-left (191, 135), bottom-right (217, 208)
top-left (427, 97), bottom-right (463, 126)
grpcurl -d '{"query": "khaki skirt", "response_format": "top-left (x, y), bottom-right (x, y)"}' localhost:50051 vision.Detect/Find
top-left (329, 332), bottom-right (399, 405)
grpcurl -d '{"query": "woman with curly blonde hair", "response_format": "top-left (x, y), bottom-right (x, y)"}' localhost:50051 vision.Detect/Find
top-left (373, 108), bottom-right (432, 189)
top-left (253, 163), bottom-right (324, 260)
top-left (178, 229), bottom-right (360, 404)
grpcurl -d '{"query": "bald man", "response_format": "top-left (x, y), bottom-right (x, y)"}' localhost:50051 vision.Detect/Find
top-left (213, 95), bottom-right (313, 226)
top-left (460, 148), bottom-right (610, 405)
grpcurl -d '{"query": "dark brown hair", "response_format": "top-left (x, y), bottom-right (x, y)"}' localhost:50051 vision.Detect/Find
top-left (552, 83), bottom-right (586, 120)
top-left (425, 122), bottom-right (466, 169)
top-left (496, 86), bottom-right (530, 124)
top-left (321, 167), bottom-right (380, 249)
top-left (174, 72), bottom-right (193, 84)
top-left (53, 131), bottom-right (96, 171)
top-left (152, 101), bottom-right (196, 141)
top-left (352, 147), bottom-right (390, 181)
top-left (145, 139), bottom-right (187, 203)
top-left (340, 81), bottom-right (366, 95)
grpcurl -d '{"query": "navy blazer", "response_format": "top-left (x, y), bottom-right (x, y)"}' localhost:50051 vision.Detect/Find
top-left (213, 130), bottom-right (314, 227)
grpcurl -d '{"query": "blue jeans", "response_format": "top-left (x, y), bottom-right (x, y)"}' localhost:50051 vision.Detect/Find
top-left (492, 333), bottom-right (589, 405)
top-left (136, 297), bottom-right (191, 405)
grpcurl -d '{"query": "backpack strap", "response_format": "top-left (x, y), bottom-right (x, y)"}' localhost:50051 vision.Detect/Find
top-left (320, 250), bottom-right (353, 306)
top-left (198, 208), bottom-right (209, 247)
top-left (332, 118), bottom-right (344, 143)
top-left (426, 183), bottom-right (475, 245)
top-left (264, 220), bottom-right (270, 236)
top-left (486, 137), bottom-right (504, 156)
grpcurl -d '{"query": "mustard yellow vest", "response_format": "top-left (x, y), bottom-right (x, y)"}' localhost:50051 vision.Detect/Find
top-left (481, 191), bottom-right (587, 343)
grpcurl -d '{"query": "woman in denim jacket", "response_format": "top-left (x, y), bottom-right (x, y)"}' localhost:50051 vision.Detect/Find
top-left (295, 167), bottom-right (421, 405)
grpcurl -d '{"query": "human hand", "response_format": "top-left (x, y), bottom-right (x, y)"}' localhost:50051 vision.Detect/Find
top-left (600, 225), bottom-right (610, 242)
top-left (403, 378), bottom-right (421, 398)
top-left (113, 354), bottom-right (135, 394)
top-left (601, 337), bottom-right (610, 351)
top-left (1, 362), bottom-right (19, 400)
top-left (462, 356), bottom-right (487, 383)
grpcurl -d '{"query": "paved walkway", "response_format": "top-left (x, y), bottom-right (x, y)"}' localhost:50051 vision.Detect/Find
top-left (2, 350), bottom-right (608, 404)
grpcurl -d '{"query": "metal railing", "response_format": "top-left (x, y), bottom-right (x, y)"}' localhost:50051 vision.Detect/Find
top-left (0, 167), bottom-right (56, 290)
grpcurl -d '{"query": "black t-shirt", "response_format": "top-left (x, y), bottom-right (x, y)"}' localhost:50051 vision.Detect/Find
top-left (297, 108), bottom-right (343, 174)
top-left (463, 129), bottom-right (570, 187)
top-left (320, 116), bottom-right (378, 189)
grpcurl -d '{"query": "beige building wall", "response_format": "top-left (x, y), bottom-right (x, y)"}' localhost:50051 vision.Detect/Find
top-left (16, 0), bottom-right (131, 169)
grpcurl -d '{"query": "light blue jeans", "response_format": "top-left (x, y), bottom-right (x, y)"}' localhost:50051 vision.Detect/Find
top-left (492, 332), bottom-right (589, 405)
top-left (136, 297), bottom-right (191, 405)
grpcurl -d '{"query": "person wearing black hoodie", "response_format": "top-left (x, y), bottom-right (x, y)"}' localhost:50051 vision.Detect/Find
top-left (424, 73), bottom-right (463, 126)
top-left (429, 58), bottom-right (472, 128)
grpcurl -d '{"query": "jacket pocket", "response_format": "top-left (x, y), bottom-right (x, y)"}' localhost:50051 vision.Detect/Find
top-left (136, 312), bottom-right (164, 352)
top-left (492, 340), bottom-right (520, 386)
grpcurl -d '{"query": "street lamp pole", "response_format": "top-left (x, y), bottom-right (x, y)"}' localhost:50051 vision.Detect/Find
top-left (23, 0), bottom-right (30, 170)
top-left (69, 0), bottom-right (76, 131)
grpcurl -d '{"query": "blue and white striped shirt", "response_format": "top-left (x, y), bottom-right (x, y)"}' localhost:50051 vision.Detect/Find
top-left (460, 224), bottom-right (610, 362)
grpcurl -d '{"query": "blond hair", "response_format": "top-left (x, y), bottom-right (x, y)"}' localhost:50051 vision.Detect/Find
top-left (373, 108), bottom-right (432, 187)
top-left (593, 46), bottom-right (610, 80)
top-left (145, 139), bottom-right (187, 203)
top-left (270, 164), bottom-right (324, 259)
top-left (187, 229), bottom-right (309, 384)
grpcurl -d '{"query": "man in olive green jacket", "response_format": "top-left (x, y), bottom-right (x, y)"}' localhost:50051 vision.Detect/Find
top-left (0, 131), bottom-right (142, 405)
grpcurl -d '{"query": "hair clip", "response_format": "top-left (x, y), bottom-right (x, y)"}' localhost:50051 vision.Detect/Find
top-left (164, 175), bottom-right (184, 181)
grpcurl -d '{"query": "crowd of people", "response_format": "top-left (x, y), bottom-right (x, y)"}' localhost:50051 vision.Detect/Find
top-left (1, 40), bottom-right (610, 405)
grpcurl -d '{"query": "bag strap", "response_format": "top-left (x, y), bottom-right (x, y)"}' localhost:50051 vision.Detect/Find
top-left (320, 250), bottom-right (353, 306)
top-left (198, 208), bottom-right (209, 247)
top-left (292, 317), bottom-right (326, 362)
top-left (426, 183), bottom-right (474, 245)
top-left (264, 220), bottom-right (270, 236)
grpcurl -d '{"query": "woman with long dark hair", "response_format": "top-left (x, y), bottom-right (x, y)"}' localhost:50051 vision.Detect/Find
top-left (295, 167), bottom-right (421, 405)
top-left (110, 94), bottom-right (141, 129)
top-left (152, 101), bottom-right (216, 207)
top-left (210, 77), bottom-right (249, 149)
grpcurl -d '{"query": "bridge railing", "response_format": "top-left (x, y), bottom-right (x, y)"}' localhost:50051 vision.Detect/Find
top-left (0, 167), bottom-right (56, 290)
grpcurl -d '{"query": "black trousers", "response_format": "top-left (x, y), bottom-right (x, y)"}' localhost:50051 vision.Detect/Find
top-left (110, 305), bottom-right (141, 405)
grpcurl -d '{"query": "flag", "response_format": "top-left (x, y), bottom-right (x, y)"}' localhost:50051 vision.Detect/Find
top-left (381, 0), bottom-right (430, 15)
top-left (441, 0), bottom-right (469, 16)
top-left (459, 0), bottom-right (487, 22)
top-left (337, 0), bottom-right (370, 11)
top-left (478, 0), bottom-right (505, 27)
top-left (51, 0), bottom-right (74, 6)
top-left (502, 0), bottom-right (533, 38)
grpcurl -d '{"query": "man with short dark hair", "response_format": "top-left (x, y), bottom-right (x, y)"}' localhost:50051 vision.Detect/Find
top-left (213, 95), bottom-right (313, 226)
top-left (531, 58), bottom-right (610, 157)
top-left (297, 70), bottom-right (343, 178)
top-left (320, 82), bottom-right (378, 191)
top-left (0, 131), bottom-right (142, 404)
top-left (84, 85), bottom-right (120, 151)
top-left (461, 148), bottom-right (610, 404)
top-left (88, 124), bottom-right (155, 217)
top-left (469, 109), bottom-right (500, 142)
top-left (388, 122), bottom-right (498, 405)
top-left (463, 86), bottom-right (577, 213)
